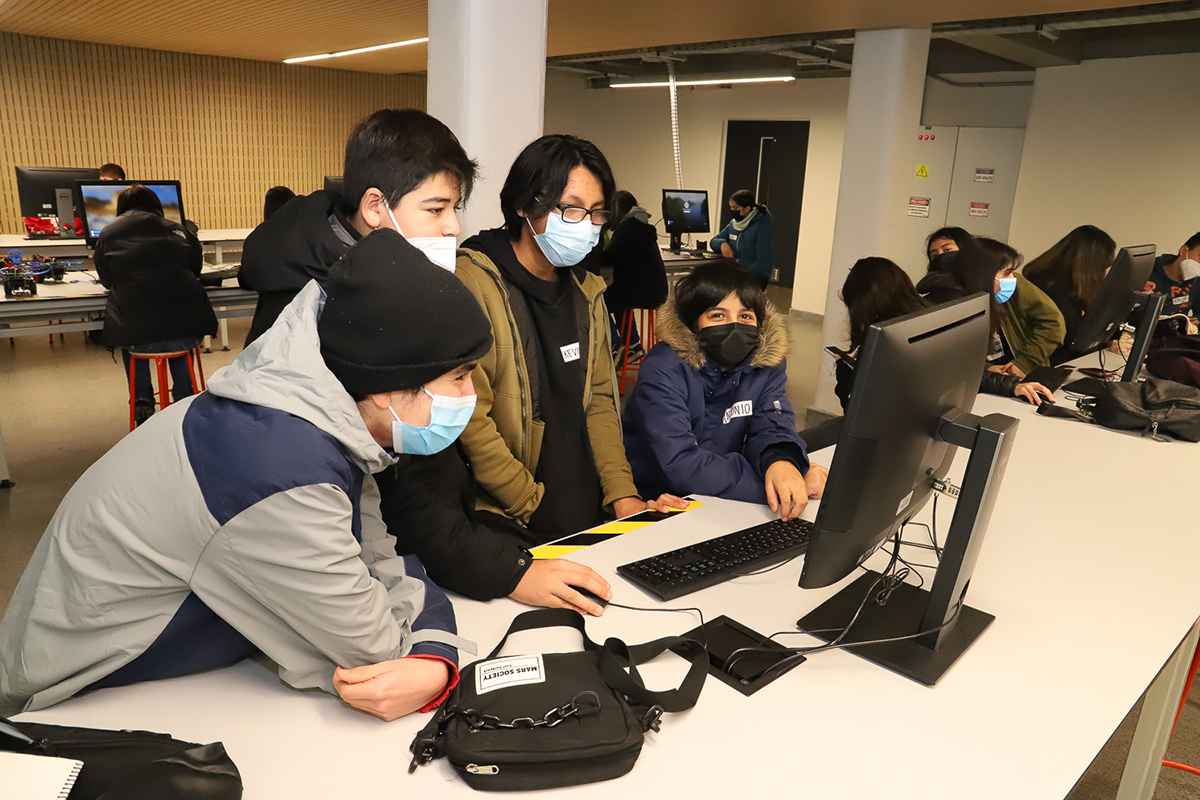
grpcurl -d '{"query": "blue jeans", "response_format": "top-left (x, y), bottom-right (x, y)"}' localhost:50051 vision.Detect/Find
top-left (123, 337), bottom-right (203, 405)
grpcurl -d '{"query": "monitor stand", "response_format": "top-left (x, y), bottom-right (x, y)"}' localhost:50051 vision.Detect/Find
top-left (797, 410), bottom-right (1017, 685)
top-left (55, 189), bottom-right (75, 239)
top-left (668, 233), bottom-right (684, 254)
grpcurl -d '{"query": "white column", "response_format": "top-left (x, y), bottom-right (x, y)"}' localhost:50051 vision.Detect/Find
top-left (813, 28), bottom-right (931, 416)
top-left (426, 0), bottom-right (548, 238)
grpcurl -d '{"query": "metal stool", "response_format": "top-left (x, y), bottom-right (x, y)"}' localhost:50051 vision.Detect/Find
top-left (618, 307), bottom-right (657, 395)
top-left (127, 346), bottom-right (206, 430)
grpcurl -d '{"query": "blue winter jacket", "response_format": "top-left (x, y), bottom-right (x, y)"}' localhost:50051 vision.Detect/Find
top-left (622, 301), bottom-right (809, 503)
top-left (710, 207), bottom-right (773, 280)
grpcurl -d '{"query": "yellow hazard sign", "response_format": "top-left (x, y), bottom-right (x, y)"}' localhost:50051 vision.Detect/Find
top-left (915, 164), bottom-right (930, 178)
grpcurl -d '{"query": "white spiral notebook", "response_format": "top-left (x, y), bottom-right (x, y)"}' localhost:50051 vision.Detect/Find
top-left (0, 751), bottom-right (84, 798)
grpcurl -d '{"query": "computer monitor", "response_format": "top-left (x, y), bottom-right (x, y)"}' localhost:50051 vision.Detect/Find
top-left (1052, 245), bottom-right (1164, 389)
top-left (324, 176), bottom-right (344, 195)
top-left (797, 293), bottom-right (1018, 685)
top-left (77, 180), bottom-right (186, 248)
top-left (15, 166), bottom-right (100, 237)
top-left (661, 189), bottom-right (709, 252)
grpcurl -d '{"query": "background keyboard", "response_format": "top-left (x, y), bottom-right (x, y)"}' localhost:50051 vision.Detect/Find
top-left (617, 517), bottom-right (814, 601)
top-left (1023, 365), bottom-right (1073, 392)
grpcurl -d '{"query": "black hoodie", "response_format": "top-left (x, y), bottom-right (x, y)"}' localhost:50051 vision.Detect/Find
top-left (238, 190), bottom-right (359, 345)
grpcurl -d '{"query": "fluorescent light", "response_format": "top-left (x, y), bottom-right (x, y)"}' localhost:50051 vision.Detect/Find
top-left (610, 75), bottom-right (795, 89)
top-left (284, 37), bottom-right (428, 64)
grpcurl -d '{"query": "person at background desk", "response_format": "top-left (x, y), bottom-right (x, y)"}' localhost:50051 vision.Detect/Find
top-left (1143, 231), bottom-right (1200, 324)
top-left (590, 189), bottom-right (668, 361)
top-left (93, 184), bottom-right (216, 425)
top-left (238, 108), bottom-right (475, 345)
top-left (0, 231), bottom-right (489, 721)
top-left (99, 163), bottom-right (125, 181)
top-left (710, 189), bottom-right (773, 290)
top-left (1023, 225), bottom-right (1117, 354)
top-left (917, 236), bottom-right (1065, 379)
top-left (452, 135), bottom-right (686, 614)
top-left (925, 225), bottom-right (973, 260)
top-left (622, 260), bottom-right (827, 519)
top-left (836, 256), bottom-right (1055, 409)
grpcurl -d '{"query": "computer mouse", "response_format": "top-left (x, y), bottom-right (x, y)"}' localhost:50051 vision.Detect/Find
top-left (570, 586), bottom-right (609, 609)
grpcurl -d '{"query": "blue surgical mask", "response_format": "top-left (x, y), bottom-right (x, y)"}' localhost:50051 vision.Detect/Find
top-left (389, 388), bottom-right (476, 456)
top-left (994, 276), bottom-right (1017, 304)
top-left (529, 213), bottom-right (601, 267)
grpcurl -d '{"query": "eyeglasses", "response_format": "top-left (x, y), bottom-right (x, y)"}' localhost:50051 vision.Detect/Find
top-left (555, 204), bottom-right (611, 225)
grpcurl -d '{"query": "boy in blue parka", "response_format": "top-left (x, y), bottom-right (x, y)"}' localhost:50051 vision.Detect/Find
top-left (622, 260), bottom-right (827, 519)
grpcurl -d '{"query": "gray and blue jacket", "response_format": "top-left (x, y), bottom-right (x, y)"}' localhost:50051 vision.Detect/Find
top-left (0, 281), bottom-right (464, 715)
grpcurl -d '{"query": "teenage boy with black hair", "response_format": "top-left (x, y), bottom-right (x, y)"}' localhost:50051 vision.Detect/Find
top-left (436, 134), bottom-right (686, 617)
top-left (1145, 231), bottom-right (1200, 320)
top-left (99, 163), bottom-right (126, 181)
top-left (239, 108), bottom-right (477, 345)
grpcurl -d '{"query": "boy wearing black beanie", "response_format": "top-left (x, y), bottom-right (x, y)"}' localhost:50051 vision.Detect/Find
top-left (1, 229), bottom-right (492, 723)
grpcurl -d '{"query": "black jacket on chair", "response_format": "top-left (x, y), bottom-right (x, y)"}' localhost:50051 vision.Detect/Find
top-left (93, 211), bottom-right (217, 348)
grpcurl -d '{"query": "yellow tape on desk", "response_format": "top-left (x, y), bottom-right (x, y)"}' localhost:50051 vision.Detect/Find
top-left (529, 499), bottom-right (704, 559)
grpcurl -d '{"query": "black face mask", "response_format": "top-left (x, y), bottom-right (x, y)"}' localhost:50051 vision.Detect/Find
top-left (699, 322), bottom-right (760, 368)
top-left (730, 210), bottom-right (745, 221)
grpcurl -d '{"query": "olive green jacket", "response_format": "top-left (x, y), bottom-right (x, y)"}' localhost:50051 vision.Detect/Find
top-left (1001, 273), bottom-right (1067, 374)
top-left (454, 247), bottom-right (639, 524)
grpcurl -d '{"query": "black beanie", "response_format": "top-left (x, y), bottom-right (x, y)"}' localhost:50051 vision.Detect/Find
top-left (318, 228), bottom-right (493, 395)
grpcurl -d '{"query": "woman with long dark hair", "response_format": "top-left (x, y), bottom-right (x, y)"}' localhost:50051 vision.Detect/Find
top-left (1023, 225), bottom-right (1117, 348)
top-left (916, 236), bottom-right (1065, 378)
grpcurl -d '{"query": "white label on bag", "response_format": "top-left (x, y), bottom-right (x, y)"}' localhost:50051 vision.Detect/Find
top-left (476, 654), bottom-right (546, 694)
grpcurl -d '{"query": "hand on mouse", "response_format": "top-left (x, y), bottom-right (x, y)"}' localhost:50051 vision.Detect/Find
top-left (510, 559), bottom-right (612, 616)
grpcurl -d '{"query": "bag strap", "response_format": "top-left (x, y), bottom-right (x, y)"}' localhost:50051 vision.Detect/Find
top-left (598, 635), bottom-right (708, 714)
top-left (485, 608), bottom-right (592, 659)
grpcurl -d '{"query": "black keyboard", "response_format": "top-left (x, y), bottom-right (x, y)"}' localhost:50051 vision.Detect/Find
top-left (1024, 365), bottom-right (1073, 393)
top-left (617, 518), bottom-right (814, 601)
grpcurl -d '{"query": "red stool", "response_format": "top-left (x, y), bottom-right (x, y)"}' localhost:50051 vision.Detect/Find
top-left (618, 307), bottom-right (658, 395)
top-left (127, 346), bottom-right (206, 430)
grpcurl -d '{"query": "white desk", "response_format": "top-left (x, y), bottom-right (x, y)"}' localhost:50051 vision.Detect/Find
top-left (14, 390), bottom-right (1200, 799)
top-left (1, 230), bottom-right (252, 262)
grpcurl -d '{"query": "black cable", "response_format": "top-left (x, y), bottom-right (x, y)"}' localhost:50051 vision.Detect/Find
top-left (603, 601), bottom-right (707, 648)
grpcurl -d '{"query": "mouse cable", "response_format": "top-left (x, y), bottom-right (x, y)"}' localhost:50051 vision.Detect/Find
top-left (603, 601), bottom-right (708, 649)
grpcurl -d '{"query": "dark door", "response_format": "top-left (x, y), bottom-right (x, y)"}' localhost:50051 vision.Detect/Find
top-left (718, 120), bottom-right (809, 288)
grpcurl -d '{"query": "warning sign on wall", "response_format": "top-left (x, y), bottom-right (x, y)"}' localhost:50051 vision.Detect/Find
top-left (974, 168), bottom-right (995, 183)
top-left (915, 164), bottom-right (930, 179)
top-left (908, 197), bottom-right (931, 217)
top-left (969, 202), bottom-right (990, 218)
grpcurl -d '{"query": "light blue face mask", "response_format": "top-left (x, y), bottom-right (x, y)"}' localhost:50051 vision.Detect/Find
top-left (529, 212), bottom-right (601, 268)
top-left (994, 276), bottom-right (1017, 304)
top-left (389, 388), bottom-right (476, 456)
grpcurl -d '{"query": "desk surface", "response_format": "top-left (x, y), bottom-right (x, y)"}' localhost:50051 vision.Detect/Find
top-left (14, 389), bottom-right (1200, 799)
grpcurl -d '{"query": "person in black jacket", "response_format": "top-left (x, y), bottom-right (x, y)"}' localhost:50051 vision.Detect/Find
top-left (93, 185), bottom-right (217, 424)
top-left (835, 256), bottom-right (1054, 408)
top-left (1022, 225), bottom-right (1117, 353)
top-left (238, 108), bottom-right (478, 346)
top-left (599, 190), bottom-right (669, 358)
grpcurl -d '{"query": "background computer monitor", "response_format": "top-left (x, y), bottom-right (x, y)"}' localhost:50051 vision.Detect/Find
top-left (324, 176), bottom-right (344, 195)
top-left (1064, 244), bottom-right (1157, 356)
top-left (15, 166), bottom-right (100, 237)
top-left (797, 293), bottom-right (1012, 684)
top-left (77, 180), bottom-right (185, 247)
top-left (662, 189), bottom-right (709, 252)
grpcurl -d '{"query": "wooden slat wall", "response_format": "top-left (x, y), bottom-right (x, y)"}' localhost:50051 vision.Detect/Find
top-left (0, 32), bottom-right (426, 233)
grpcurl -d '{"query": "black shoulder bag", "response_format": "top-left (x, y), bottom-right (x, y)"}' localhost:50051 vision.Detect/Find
top-left (1039, 376), bottom-right (1200, 442)
top-left (409, 608), bottom-right (707, 791)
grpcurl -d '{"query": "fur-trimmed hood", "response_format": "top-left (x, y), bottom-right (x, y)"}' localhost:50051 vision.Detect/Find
top-left (655, 295), bottom-right (790, 370)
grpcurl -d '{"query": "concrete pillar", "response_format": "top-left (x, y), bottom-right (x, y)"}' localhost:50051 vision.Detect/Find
top-left (813, 28), bottom-right (931, 416)
top-left (426, 0), bottom-right (548, 237)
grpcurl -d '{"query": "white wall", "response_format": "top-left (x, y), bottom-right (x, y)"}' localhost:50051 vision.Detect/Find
top-left (920, 78), bottom-right (1032, 129)
top-left (544, 70), bottom-right (850, 315)
top-left (1010, 52), bottom-right (1200, 259)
